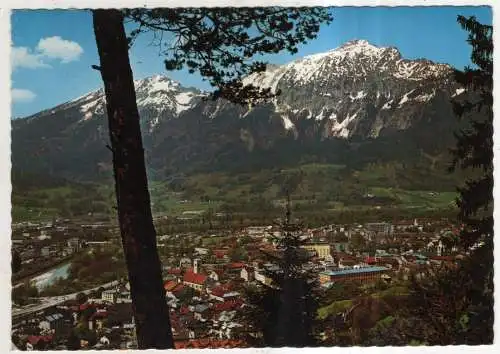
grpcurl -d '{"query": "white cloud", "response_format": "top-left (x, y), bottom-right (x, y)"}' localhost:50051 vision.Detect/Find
top-left (11, 47), bottom-right (50, 70)
top-left (11, 88), bottom-right (37, 103)
top-left (36, 36), bottom-right (84, 63)
top-left (11, 36), bottom-right (84, 70)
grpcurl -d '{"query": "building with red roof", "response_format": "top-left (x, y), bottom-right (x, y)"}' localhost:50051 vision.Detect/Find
top-left (26, 335), bottom-right (53, 350)
top-left (164, 280), bottom-right (178, 292)
top-left (214, 299), bottom-right (244, 312)
top-left (167, 268), bottom-right (183, 276)
top-left (208, 268), bottom-right (224, 282)
top-left (183, 271), bottom-right (208, 291)
top-left (174, 339), bottom-right (246, 349)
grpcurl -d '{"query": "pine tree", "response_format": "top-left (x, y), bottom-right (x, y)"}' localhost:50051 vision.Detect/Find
top-left (91, 8), bottom-right (332, 349)
top-left (448, 14), bottom-right (493, 344)
top-left (450, 15), bottom-right (493, 251)
top-left (243, 193), bottom-right (320, 347)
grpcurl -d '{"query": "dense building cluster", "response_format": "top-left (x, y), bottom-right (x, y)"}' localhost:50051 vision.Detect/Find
top-left (12, 216), bottom-right (471, 350)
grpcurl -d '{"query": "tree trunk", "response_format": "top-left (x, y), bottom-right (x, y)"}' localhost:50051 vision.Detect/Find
top-left (92, 9), bottom-right (174, 349)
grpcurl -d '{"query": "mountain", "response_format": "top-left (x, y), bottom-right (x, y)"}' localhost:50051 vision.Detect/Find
top-left (11, 40), bottom-right (467, 181)
top-left (243, 40), bottom-right (460, 138)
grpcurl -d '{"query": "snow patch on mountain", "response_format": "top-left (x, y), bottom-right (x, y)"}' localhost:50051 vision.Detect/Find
top-left (414, 91), bottom-right (436, 102)
top-left (350, 90), bottom-right (367, 101)
top-left (398, 89), bottom-right (416, 107)
top-left (282, 115), bottom-right (295, 130)
top-left (382, 100), bottom-right (394, 110)
top-left (331, 109), bottom-right (361, 138)
top-left (452, 88), bottom-right (466, 97)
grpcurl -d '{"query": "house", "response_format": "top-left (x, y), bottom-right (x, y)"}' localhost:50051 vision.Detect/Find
top-left (183, 271), bottom-right (208, 291)
top-left (179, 257), bottom-right (192, 268)
top-left (102, 289), bottom-right (117, 304)
top-left (89, 310), bottom-right (108, 331)
top-left (394, 220), bottom-right (418, 232)
top-left (302, 243), bottom-right (331, 260)
top-left (225, 263), bottom-right (246, 277)
top-left (40, 246), bottom-right (51, 257)
top-left (174, 339), bottom-right (247, 349)
top-left (166, 268), bottom-right (183, 278)
top-left (208, 285), bottom-right (235, 302)
top-left (165, 280), bottom-right (185, 301)
top-left (67, 237), bottom-right (81, 252)
top-left (116, 283), bottom-right (132, 303)
top-left (208, 269), bottom-right (224, 282)
top-left (38, 313), bottom-right (64, 333)
top-left (338, 258), bottom-right (357, 268)
top-left (164, 280), bottom-right (178, 293)
top-left (254, 270), bottom-right (272, 285)
top-left (170, 284), bottom-right (192, 301)
top-left (194, 247), bottom-right (210, 256)
top-left (213, 299), bottom-right (244, 313)
top-left (240, 266), bottom-right (254, 282)
top-left (26, 335), bottom-right (53, 351)
top-left (192, 304), bottom-right (210, 320)
top-left (213, 249), bottom-right (230, 261)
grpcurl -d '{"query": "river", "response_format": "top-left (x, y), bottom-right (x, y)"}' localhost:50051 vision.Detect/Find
top-left (31, 262), bottom-right (71, 291)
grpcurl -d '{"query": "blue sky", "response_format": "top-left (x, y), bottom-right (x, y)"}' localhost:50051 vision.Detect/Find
top-left (11, 6), bottom-right (492, 118)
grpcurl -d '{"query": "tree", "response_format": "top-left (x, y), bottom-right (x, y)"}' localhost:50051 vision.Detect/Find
top-left (66, 329), bottom-right (81, 350)
top-left (229, 246), bottom-right (248, 262)
top-left (350, 233), bottom-right (365, 251)
top-left (448, 14), bottom-right (493, 344)
top-left (92, 8), bottom-right (332, 349)
top-left (243, 194), bottom-right (320, 346)
top-left (450, 15), bottom-right (493, 251)
top-left (12, 281), bottom-right (39, 306)
top-left (76, 292), bottom-right (88, 305)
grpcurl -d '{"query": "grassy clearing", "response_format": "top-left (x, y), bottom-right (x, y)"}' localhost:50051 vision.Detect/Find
top-left (317, 299), bottom-right (353, 320)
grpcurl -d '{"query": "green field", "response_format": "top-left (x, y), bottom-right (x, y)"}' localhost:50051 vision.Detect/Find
top-left (12, 161), bottom-right (461, 223)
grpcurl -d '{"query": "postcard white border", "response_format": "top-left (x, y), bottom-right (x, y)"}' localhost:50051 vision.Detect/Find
top-left (0, 1), bottom-right (497, 354)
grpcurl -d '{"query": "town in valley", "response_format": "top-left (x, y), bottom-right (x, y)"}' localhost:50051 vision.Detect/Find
top-left (11, 211), bottom-right (475, 349)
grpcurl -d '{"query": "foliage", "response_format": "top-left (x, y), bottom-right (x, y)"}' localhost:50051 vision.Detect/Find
top-left (317, 299), bottom-right (353, 320)
top-left (450, 15), bottom-right (493, 250)
top-left (243, 195), bottom-right (321, 347)
top-left (76, 292), bottom-right (88, 304)
top-left (12, 281), bottom-right (39, 306)
top-left (125, 8), bottom-right (332, 103)
top-left (229, 246), bottom-right (248, 262)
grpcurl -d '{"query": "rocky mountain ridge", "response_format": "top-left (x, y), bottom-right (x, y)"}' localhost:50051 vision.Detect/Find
top-left (12, 39), bottom-right (466, 180)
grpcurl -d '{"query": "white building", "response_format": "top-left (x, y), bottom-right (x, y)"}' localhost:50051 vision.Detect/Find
top-left (101, 290), bottom-right (117, 303)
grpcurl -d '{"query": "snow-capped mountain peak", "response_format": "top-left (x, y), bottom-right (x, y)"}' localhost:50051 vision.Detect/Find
top-left (240, 39), bottom-right (458, 138)
top-left (244, 39), bottom-right (450, 93)
top-left (66, 75), bottom-right (202, 127)
top-left (134, 74), bottom-right (182, 92)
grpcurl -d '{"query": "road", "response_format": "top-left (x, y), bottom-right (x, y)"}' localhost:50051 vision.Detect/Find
top-left (12, 280), bottom-right (119, 320)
